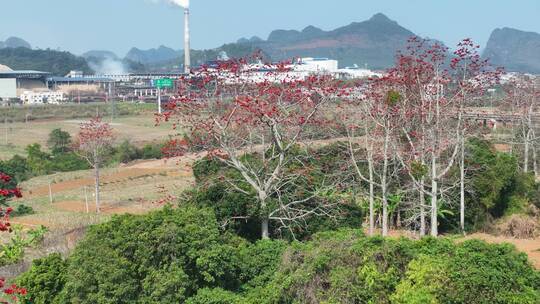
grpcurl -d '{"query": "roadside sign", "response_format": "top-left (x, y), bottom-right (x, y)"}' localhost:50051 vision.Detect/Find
top-left (153, 78), bottom-right (174, 89)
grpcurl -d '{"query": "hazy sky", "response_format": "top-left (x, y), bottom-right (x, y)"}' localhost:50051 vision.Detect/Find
top-left (1, 0), bottom-right (539, 56)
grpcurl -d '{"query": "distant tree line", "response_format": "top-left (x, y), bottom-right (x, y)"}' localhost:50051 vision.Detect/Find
top-left (0, 47), bottom-right (92, 76)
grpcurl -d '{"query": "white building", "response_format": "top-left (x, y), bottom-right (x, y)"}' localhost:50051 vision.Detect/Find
top-left (338, 65), bottom-right (383, 79)
top-left (20, 91), bottom-right (65, 105)
top-left (293, 58), bottom-right (339, 73)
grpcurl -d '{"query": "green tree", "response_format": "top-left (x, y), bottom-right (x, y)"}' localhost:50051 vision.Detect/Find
top-left (25, 144), bottom-right (52, 176)
top-left (113, 140), bottom-right (139, 164)
top-left (47, 129), bottom-right (72, 155)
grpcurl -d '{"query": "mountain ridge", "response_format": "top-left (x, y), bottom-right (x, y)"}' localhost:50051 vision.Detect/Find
top-left (0, 37), bottom-right (32, 49)
top-left (3, 15), bottom-right (540, 74)
top-left (483, 27), bottom-right (540, 74)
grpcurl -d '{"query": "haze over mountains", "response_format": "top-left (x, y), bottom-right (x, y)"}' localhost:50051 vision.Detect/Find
top-left (1, 13), bottom-right (540, 74)
top-left (0, 37), bottom-right (31, 50)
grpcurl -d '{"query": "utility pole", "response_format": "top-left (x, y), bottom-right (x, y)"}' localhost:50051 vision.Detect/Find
top-left (84, 186), bottom-right (89, 213)
top-left (48, 180), bottom-right (53, 204)
top-left (157, 87), bottom-right (162, 114)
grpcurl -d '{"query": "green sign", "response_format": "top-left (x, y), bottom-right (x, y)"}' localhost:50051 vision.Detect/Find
top-left (154, 78), bottom-right (174, 89)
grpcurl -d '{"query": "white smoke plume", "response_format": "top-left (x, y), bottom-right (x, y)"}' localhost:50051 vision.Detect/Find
top-left (89, 57), bottom-right (127, 75)
top-left (148, 0), bottom-right (189, 8)
top-left (169, 0), bottom-right (189, 8)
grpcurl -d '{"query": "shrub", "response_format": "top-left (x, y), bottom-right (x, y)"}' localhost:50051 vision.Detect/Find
top-left (141, 143), bottom-right (163, 159)
top-left (112, 140), bottom-right (140, 164)
top-left (0, 155), bottom-right (30, 183)
top-left (455, 138), bottom-right (540, 231)
top-left (50, 152), bottom-right (89, 172)
top-left (59, 206), bottom-right (245, 303)
top-left (14, 218), bottom-right (540, 303)
top-left (185, 288), bottom-right (242, 304)
top-left (0, 225), bottom-right (47, 267)
top-left (249, 229), bottom-right (540, 304)
top-left (11, 204), bottom-right (34, 217)
top-left (16, 253), bottom-right (68, 304)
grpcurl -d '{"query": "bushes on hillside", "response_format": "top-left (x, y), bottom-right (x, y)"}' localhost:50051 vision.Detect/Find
top-left (16, 253), bottom-right (68, 304)
top-left (252, 229), bottom-right (540, 304)
top-left (440, 138), bottom-right (540, 232)
top-left (23, 206), bottom-right (286, 304)
top-left (105, 140), bottom-right (164, 165)
top-left (16, 211), bottom-right (540, 303)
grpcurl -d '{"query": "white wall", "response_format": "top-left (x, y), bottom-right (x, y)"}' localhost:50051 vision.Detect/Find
top-left (0, 79), bottom-right (17, 98)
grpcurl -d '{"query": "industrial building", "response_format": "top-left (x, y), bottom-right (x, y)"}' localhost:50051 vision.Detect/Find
top-left (294, 57), bottom-right (339, 73)
top-left (20, 91), bottom-right (65, 105)
top-left (0, 69), bottom-right (51, 100)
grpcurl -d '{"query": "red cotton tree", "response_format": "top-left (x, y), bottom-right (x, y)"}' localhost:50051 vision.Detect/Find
top-left (0, 172), bottom-right (26, 303)
top-left (161, 57), bottom-right (349, 239)
top-left (504, 75), bottom-right (540, 176)
top-left (76, 116), bottom-right (114, 213)
top-left (344, 80), bottom-right (402, 237)
top-left (393, 37), bottom-right (500, 236)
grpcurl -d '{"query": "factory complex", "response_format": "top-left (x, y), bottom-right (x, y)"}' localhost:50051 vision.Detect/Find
top-left (0, 57), bottom-right (381, 105)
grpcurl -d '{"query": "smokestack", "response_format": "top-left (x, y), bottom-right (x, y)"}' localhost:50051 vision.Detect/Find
top-left (184, 7), bottom-right (190, 74)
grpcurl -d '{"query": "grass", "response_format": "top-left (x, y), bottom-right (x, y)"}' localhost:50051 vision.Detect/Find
top-left (0, 102), bottom-right (156, 123)
top-left (0, 108), bottom-right (179, 160)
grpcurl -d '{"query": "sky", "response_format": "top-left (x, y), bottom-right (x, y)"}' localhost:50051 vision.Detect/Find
top-left (0, 0), bottom-right (539, 57)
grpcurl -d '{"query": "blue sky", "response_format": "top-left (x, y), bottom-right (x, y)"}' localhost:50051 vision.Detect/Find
top-left (1, 0), bottom-right (539, 56)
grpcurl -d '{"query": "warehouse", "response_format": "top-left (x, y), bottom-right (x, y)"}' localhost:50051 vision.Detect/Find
top-left (0, 69), bottom-right (51, 101)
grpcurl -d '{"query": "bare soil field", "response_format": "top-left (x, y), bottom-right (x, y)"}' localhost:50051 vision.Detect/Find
top-left (13, 153), bottom-right (195, 230)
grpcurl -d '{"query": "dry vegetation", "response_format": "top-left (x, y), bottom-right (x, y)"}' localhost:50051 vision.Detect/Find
top-left (0, 113), bottom-right (176, 159)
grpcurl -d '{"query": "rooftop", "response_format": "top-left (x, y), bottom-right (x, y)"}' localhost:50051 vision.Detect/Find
top-left (48, 76), bottom-right (115, 83)
top-left (0, 70), bottom-right (50, 75)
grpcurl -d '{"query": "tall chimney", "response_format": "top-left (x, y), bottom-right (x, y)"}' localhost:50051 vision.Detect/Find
top-left (184, 7), bottom-right (191, 74)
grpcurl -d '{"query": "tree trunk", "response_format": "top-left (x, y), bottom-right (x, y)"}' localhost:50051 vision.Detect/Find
top-left (261, 218), bottom-right (269, 239)
top-left (382, 197), bottom-right (388, 237)
top-left (430, 156), bottom-right (438, 237)
top-left (368, 157), bottom-right (375, 236)
top-left (419, 178), bottom-right (426, 236)
top-left (94, 165), bottom-right (100, 213)
top-left (460, 136), bottom-right (466, 234)
top-left (524, 129), bottom-right (530, 173)
top-left (381, 130), bottom-right (390, 237)
top-left (533, 131), bottom-right (538, 179)
top-left (259, 192), bottom-right (270, 239)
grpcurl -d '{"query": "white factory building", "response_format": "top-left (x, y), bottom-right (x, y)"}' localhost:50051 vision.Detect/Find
top-left (19, 91), bottom-right (66, 105)
top-left (293, 57), bottom-right (339, 73)
top-left (218, 57), bottom-right (381, 84)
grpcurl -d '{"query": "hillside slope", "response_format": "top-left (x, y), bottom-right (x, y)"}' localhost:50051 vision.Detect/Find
top-left (0, 48), bottom-right (92, 76)
top-left (236, 13), bottom-right (416, 69)
top-left (483, 27), bottom-right (540, 74)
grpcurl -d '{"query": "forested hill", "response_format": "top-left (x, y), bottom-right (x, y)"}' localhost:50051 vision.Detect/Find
top-left (0, 36), bottom-right (31, 49)
top-left (123, 13), bottom-right (420, 71)
top-left (233, 13), bottom-right (417, 69)
top-left (0, 47), bottom-right (93, 76)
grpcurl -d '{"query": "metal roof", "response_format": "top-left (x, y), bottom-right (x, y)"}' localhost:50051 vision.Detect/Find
top-left (48, 76), bottom-right (114, 83)
top-left (0, 70), bottom-right (50, 75)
